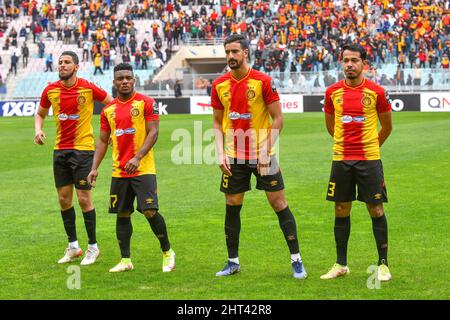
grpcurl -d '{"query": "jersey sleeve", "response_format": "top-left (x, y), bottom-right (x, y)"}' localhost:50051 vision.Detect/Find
top-left (323, 87), bottom-right (335, 114)
top-left (262, 76), bottom-right (280, 105)
top-left (376, 89), bottom-right (392, 114)
top-left (39, 86), bottom-right (51, 109)
top-left (210, 82), bottom-right (224, 110)
top-left (100, 109), bottom-right (111, 132)
top-left (90, 82), bottom-right (108, 102)
top-left (145, 97), bottom-right (159, 121)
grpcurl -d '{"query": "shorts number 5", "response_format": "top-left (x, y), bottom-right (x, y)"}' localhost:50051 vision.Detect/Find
top-left (222, 174), bottom-right (229, 189)
top-left (327, 182), bottom-right (336, 197)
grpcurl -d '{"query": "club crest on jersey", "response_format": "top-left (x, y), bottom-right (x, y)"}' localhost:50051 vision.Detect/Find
top-left (361, 95), bottom-right (373, 107)
top-left (77, 95), bottom-right (86, 105)
top-left (131, 107), bottom-right (140, 117)
top-left (247, 89), bottom-right (256, 100)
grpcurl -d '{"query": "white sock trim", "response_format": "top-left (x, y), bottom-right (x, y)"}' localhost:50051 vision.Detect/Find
top-left (291, 253), bottom-right (301, 262)
top-left (69, 240), bottom-right (79, 249)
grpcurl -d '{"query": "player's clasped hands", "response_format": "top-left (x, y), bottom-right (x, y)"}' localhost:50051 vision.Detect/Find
top-left (34, 130), bottom-right (46, 145)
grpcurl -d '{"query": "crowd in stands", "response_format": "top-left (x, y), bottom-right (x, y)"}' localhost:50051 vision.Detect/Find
top-left (0, 0), bottom-right (448, 92)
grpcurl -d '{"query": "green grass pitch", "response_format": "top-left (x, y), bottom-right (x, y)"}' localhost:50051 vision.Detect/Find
top-left (0, 112), bottom-right (449, 299)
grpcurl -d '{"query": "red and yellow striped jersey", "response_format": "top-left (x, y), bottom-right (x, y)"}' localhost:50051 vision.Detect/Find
top-left (324, 78), bottom-right (391, 161)
top-left (100, 92), bottom-right (159, 178)
top-left (40, 78), bottom-right (108, 151)
top-left (211, 68), bottom-right (279, 160)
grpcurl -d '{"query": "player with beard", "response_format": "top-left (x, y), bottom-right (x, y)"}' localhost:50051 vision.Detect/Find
top-left (35, 51), bottom-right (113, 266)
top-left (321, 44), bottom-right (393, 281)
top-left (211, 34), bottom-right (307, 279)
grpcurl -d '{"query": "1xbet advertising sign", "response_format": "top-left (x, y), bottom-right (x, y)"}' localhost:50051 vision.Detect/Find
top-left (0, 100), bottom-right (54, 116)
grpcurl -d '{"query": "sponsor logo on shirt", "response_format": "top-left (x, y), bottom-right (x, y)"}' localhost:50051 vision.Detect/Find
top-left (115, 129), bottom-right (124, 136)
top-left (353, 116), bottom-right (366, 123)
top-left (124, 128), bottom-right (136, 134)
top-left (58, 113), bottom-right (68, 120)
top-left (228, 112), bottom-right (252, 120)
top-left (68, 114), bottom-right (80, 120)
top-left (341, 115), bottom-right (353, 123)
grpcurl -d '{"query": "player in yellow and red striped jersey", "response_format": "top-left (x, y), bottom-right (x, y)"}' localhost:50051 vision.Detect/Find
top-left (87, 63), bottom-right (175, 273)
top-left (322, 44), bottom-right (393, 282)
top-left (34, 51), bottom-right (112, 266)
top-left (212, 34), bottom-right (307, 279)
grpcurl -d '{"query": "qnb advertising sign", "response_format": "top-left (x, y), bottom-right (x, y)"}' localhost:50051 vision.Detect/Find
top-left (420, 93), bottom-right (450, 112)
top-left (0, 100), bottom-right (53, 117)
top-left (190, 95), bottom-right (303, 115)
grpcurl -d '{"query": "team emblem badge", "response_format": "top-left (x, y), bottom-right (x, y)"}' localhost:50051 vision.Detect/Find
top-left (247, 89), bottom-right (256, 100)
top-left (77, 95), bottom-right (86, 104)
top-left (361, 95), bottom-right (372, 107)
top-left (131, 107), bottom-right (140, 117)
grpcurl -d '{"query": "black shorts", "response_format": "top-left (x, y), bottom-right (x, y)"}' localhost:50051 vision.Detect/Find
top-left (109, 174), bottom-right (159, 214)
top-left (326, 160), bottom-right (388, 204)
top-left (220, 157), bottom-right (285, 194)
top-left (53, 150), bottom-right (94, 190)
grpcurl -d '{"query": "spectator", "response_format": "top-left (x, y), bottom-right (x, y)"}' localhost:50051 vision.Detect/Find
top-left (93, 53), bottom-right (103, 75)
top-left (82, 39), bottom-right (92, 62)
top-left (425, 74), bottom-right (434, 87)
top-left (38, 39), bottom-right (45, 58)
top-left (10, 52), bottom-right (19, 75)
top-left (174, 80), bottom-right (182, 97)
top-left (134, 50), bottom-right (141, 70)
top-left (45, 53), bottom-right (53, 72)
top-left (21, 42), bottom-right (29, 67)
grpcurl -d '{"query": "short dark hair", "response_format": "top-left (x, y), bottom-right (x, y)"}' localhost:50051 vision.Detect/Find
top-left (341, 43), bottom-right (367, 61)
top-left (224, 34), bottom-right (249, 50)
top-left (60, 51), bottom-right (79, 65)
top-left (114, 63), bottom-right (133, 74)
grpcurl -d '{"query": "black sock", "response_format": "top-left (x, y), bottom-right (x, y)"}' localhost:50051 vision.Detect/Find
top-left (334, 216), bottom-right (351, 266)
top-left (116, 217), bottom-right (132, 258)
top-left (147, 212), bottom-right (170, 252)
top-left (225, 204), bottom-right (242, 259)
top-left (372, 215), bottom-right (388, 266)
top-left (276, 206), bottom-right (300, 255)
top-left (61, 207), bottom-right (77, 243)
top-left (82, 208), bottom-right (96, 245)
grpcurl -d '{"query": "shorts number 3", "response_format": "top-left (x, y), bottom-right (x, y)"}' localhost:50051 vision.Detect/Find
top-left (327, 182), bottom-right (336, 197)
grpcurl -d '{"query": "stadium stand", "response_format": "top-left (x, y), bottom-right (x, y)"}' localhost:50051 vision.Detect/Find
top-left (0, 0), bottom-right (448, 99)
